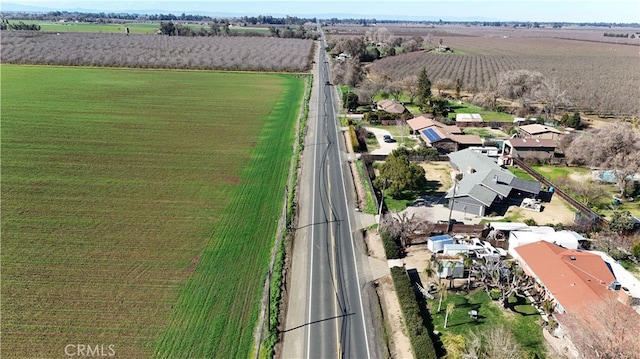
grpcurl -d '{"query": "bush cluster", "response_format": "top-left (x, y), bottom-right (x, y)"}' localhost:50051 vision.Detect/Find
top-left (390, 266), bottom-right (438, 359)
top-left (364, 110), bottom-right (399, 125)
top-left (380, 227), bottom-right (401, 259)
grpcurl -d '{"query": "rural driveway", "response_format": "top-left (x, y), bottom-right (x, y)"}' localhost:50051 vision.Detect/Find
top-left (365, 127), bottom-right (398, 155)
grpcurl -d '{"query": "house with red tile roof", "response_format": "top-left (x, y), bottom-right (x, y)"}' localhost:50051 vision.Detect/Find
top-left (514, 241), bottom-right (617, 314)
top-left (514, 241), bottom-right (640, 358)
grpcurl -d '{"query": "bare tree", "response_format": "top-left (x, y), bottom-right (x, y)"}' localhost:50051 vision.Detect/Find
top-left (463, 326), bottom-right (523, 359)
top-left (386, 80), bottom-right (403, 101)
top-left (555, 177), bottom-right (609, 208)
top-left (476, 258), bottom-right (535, 308)
top-left (400, 75), bottom-right (419, 104)
top-left (366, 27), bottom-right (392, 46)
top-left (563, 298), bottom-right (640, 359)
top-left (343, 57), bottom-right (365, 87)
top-left (434, 78), bottom-right (454, 96)
top-left (389, 211), bottom-right (419, 247)
top-left (566, 121), bottom-right (640, 197)
top-left (470, 90), bottom-right (499, 110)
top-left (539, 79), bottom-right (571, 121)
top-left (356, 78), bottom-right (382, 105)
top-left (495, 69), bottom-right (546, 115)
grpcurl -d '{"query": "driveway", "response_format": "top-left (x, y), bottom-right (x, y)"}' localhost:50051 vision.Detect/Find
top-left (365, 126), bottom-right (399, 155)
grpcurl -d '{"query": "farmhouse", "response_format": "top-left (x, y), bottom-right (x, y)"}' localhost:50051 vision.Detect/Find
top-left (376, 99), bottom-right (407, 114)
top-left (446, 149), bottom-right (541, 216)
top-left (514, 241), bottom-right (640, 358)
top-left (518, 123), bottom-right (563, 140)
top-left (515, 241), bottom-right (640, 344)
top-left (514, 241), bottom-right (614, 313)
top-left (406, 115), bottom-right (482, 153)
top-left (500, 138), bottom-right (558, 165)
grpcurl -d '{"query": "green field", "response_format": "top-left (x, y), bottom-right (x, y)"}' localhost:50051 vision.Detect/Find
top-left (8, 19), bottom-right (161, 34)
top-left (8, 20), bottom-right (271, 35)
top-left (1, 65), bottom-right (304, 358)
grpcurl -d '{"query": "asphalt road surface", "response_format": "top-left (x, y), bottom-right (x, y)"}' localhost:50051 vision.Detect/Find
top-left (281, 34), bottom-right (374, 359)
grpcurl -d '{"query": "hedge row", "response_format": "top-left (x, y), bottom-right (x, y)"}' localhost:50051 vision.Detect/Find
top-left (390, 266), bottom-right (438, 359)
top-left (380, 228), bottom-right (401, 259)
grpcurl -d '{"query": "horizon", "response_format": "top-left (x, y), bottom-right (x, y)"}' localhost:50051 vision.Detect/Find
top-left (2, 0), bottom-right (640, 23)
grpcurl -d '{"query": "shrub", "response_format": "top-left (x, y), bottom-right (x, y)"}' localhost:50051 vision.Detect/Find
top-left (349, 125), bottom-right (360, 152)
top-left (632, 241), bottom-right (640, 259)
top-left (380, 228), bottom-right (401, 259)
top-left (390, 266), bottom-right (438, 359)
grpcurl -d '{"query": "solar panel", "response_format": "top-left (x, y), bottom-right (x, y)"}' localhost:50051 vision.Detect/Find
top-left (421, 128), bottom-right (442, 142)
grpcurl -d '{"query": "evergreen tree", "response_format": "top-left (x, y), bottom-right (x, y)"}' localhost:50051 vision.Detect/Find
top-left (417, 67), bottom-right (432, 112)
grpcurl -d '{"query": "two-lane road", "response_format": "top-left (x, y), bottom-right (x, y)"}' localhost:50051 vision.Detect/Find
top-left (282, 35), bottom-right (372, 358)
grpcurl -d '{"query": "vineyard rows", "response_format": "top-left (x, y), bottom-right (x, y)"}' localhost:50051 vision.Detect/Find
top-left (1, 31), bottom-right (315, 72)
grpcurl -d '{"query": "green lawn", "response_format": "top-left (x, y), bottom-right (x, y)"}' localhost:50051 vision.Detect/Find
top-left (531, 165), bottom-right (591, 183)
top-left (447, 101), bottom-right (514, 122)
top-left (1, 65), bottom-right (303, 358)
top-left (508, 167), bottom-right (537, 182)
top-left (462, 127), bottom-right (509, 139)
top-left (429, 290), bottom-right (546, 358)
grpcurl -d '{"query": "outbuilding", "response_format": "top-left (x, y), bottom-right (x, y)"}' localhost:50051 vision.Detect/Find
top-left (443, 243), bottom-right (474, 256)
top-left (427, 234), bottom-right (454, 252)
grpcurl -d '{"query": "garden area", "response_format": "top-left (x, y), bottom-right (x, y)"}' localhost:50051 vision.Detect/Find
top-left (426, 289), bottom-right (547, 358)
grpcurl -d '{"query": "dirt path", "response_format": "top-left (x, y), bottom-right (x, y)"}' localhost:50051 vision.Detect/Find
top-left (366, 230), bottom-right (414, 359)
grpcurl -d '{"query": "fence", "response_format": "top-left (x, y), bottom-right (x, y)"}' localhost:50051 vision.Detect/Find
top-left (512, 158), bottom-right (608, 229)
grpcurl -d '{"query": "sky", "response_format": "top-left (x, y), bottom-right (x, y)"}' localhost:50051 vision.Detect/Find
top-left (3, 0), bottom-right (639, 23)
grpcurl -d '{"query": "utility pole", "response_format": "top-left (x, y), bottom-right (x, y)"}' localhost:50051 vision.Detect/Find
top-left (377, 179), bottom-right (387, 224)
top-left (447, 179), bottom-right (457, 233)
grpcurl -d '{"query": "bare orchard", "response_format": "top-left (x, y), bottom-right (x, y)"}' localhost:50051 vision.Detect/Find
top-left (1, 31), bottom-right (315, 72)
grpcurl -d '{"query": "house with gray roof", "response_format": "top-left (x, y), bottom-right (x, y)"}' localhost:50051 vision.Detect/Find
top-left (446, 149), bottom-right (541, 216)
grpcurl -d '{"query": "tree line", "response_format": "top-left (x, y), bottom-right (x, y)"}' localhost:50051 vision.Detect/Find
top-left (0, 19), bottom-right (40, 30)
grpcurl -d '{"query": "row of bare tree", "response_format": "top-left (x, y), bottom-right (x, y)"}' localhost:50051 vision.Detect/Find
top-left (1, 31), bottom-right (314, 72)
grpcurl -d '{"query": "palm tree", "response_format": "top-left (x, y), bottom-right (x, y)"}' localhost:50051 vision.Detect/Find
top-left (424, 259), bottom-right (436, 279)
top-left (436, 282), bottom-right (447, 313)
top-left (448, 260), bottom-right (458, 289)
top-left (462, 253), bottom-right (473, 291)
top-left (434, 258), bottom-right (444, 284)
top-left (444, 302), bottom-right (455, 328)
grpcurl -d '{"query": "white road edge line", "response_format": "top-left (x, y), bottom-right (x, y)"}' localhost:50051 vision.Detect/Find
top-left (305, 47), bottom-right (321, 359)
top-left (330, 74), bottom-right (372, 359)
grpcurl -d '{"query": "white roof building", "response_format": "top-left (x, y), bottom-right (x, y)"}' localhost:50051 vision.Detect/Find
top-left (508, 229), bottom-right (580, 258)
